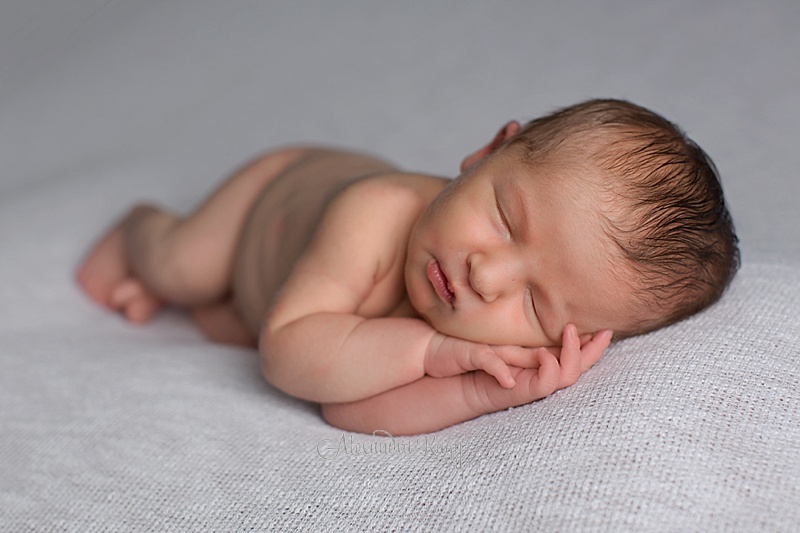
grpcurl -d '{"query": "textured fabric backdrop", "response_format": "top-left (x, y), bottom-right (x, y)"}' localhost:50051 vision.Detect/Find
top-left (2, 1), bottom-right (799, 531)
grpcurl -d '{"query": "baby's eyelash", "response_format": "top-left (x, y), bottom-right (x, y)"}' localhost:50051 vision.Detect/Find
top-left (496, 198), bottom-right (511, 235)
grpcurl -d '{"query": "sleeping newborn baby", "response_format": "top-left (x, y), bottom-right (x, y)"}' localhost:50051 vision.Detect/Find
top-left (77, 99), bottom-right (739, 435)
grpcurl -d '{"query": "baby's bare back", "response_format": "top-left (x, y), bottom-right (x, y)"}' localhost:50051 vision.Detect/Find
top-left (233, 149), bottom-right (399, 334)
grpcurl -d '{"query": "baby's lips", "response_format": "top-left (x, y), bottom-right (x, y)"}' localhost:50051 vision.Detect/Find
top-left (427, 259), bottom-right (455, 305)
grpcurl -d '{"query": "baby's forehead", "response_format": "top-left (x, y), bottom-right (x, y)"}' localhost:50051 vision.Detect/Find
top-left (507, 152), bottom-right (625, 220)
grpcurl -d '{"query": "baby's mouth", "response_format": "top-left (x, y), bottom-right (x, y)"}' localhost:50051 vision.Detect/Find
top-left (427, 259), bottom-right (455, 306)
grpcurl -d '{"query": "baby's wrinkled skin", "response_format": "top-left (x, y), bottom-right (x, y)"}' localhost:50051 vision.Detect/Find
top-left (77, 121), bottom-right (615, 435)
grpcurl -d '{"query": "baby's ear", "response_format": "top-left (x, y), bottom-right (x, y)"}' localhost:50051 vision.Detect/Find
top-left (460, 121), bottom-right (522, 172)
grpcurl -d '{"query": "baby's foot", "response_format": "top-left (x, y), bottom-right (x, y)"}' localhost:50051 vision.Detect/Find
top-left (76, 221), bottom-right (163, 323)
top-left (109, 278), bottom-right (163, 323)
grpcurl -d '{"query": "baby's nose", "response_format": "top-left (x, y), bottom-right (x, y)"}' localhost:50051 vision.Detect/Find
top-left (467, 252), bottom-right (514, 303)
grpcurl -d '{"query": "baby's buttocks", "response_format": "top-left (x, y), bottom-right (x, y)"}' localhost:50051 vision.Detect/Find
top-left (231, 149), bottom-right (399, 335)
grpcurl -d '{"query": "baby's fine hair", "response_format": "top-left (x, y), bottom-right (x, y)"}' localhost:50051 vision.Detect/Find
top-left (511, 98), bottom-right (740, 337)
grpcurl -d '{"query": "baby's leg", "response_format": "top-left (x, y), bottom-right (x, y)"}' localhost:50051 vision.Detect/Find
top-left (190, 299), bottom-right (257, 347)
top-left (77, 146), bottom-right (310, 324)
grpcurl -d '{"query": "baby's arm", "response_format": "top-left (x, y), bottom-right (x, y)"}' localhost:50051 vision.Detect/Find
top-left (320, 326), bottom-right (612, 435)
top-left (261, 177), bottom-right (523, 403)
top-left (266, 312), bottom-right (530, 403)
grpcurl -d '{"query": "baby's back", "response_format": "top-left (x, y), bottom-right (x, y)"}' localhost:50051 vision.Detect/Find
top-left (233, 149), bottom-right (400, 334)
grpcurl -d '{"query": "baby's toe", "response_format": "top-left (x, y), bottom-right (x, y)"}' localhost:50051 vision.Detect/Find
top-left (110, 279), bottom-right (144, 308)
top-left (125, 296), bottom-right (162, 324)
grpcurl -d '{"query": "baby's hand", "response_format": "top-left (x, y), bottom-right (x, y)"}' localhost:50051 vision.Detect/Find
top-left (463, 325), bottom-right (613, 412)
top-left (424, 333), bottom-right (537, 388)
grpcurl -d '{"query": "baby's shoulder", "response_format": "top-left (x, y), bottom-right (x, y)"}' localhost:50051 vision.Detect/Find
top-left (333, 172), bottom-right (449, 218)
top-left (315, 172), bottom-right (448, 263)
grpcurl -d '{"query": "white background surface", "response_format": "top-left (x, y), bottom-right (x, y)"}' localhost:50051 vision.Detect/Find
top-left (2, 1), bottom-right (799, 261)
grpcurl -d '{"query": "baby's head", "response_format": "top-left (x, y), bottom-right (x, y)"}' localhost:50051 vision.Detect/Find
top-left (406, 98), bottom-right (739, 346)
top-left (507, 99), bottom-right (740, 338)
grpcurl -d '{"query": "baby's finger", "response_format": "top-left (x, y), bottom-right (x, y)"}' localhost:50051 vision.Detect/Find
top-left (529, 347), bottom-right (560, 397)
top-left (470, 350), bottom-right (560, 412)
top-left (473, 350), bottom-right (516, 389)
top-left (494, 345), bottom-right (539, 368)
top-left (557, 324), bottom-right (583, 389)
top-left (579, 329), bottom-right (613, 372)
